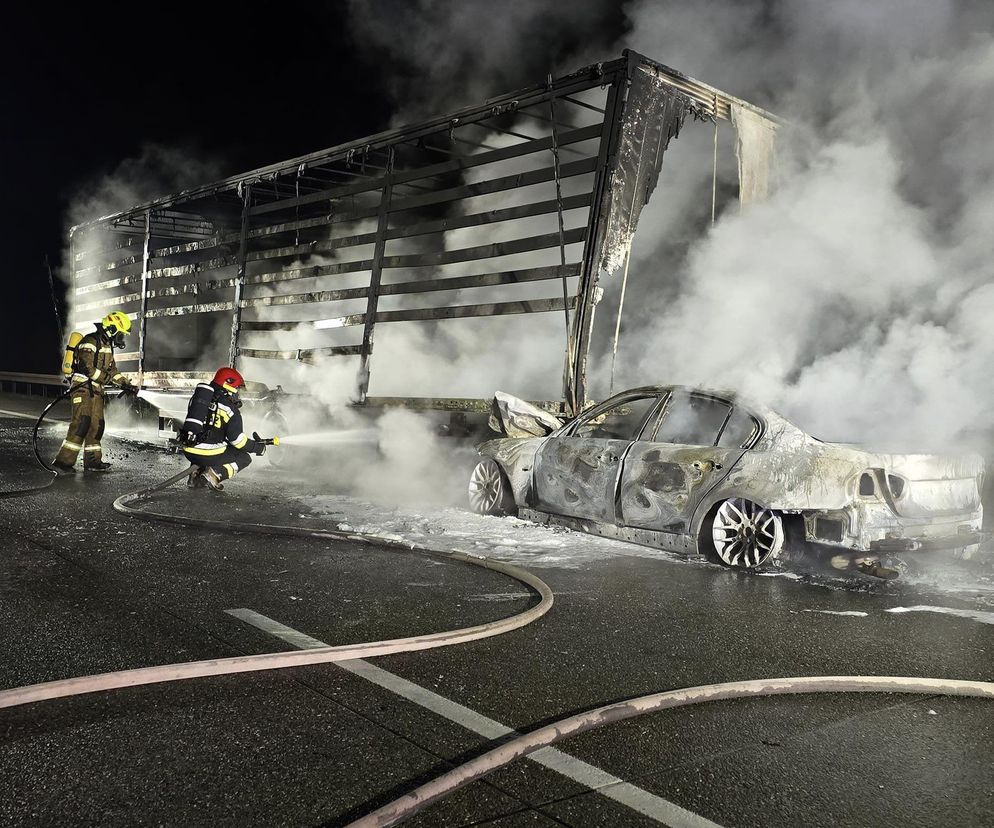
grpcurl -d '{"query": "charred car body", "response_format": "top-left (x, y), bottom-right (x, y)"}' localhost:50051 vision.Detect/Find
top-left (469, 387), bottom-right (985, 576)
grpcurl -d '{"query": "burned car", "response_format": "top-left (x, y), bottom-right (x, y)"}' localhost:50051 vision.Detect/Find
top-left (468, 387), bottom-right (985, 577)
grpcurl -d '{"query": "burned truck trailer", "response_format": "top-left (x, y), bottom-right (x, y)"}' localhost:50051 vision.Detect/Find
top-left (68, 50), bottom-right (779, 418)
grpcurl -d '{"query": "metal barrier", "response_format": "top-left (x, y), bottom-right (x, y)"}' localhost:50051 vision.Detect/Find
top-left (0, 372), bottom-right (65, 399)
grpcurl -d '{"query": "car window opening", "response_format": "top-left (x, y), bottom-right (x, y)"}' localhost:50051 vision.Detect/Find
top-left (654, 393), bottom-right (731, 447)
top-left (717, 406), bottom-right (760, 449)
top-left (575, 395), bottom-right (659, 441)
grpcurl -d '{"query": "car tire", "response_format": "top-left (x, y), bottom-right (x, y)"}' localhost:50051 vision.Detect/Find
top-left (703, 497), bottom-right (785, 568)
top-left (468, 459), bottom-right (517, 516)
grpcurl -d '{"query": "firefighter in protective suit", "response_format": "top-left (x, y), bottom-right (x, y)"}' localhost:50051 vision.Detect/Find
top-left (179, 368), bottom-right (268, 491)
top-left (53, 311), bottom-right (138, 472)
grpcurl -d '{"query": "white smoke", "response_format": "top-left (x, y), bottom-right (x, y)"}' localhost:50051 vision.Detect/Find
top-left (605, 0), bottom-right (994, 452)
top-left (346, 0), bottom-right (624, 121)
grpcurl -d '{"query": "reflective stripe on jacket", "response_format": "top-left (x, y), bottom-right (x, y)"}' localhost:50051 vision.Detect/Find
top-left (72, 328), bottom-right (129, 388)
top-left (186, 388), bottom-right (262, 455)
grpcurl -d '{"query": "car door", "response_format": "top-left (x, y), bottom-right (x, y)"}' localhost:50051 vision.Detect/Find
top-left (619, 392), bottom-right (760, 533)
top-left (533, 392), bottom-right (662, 522)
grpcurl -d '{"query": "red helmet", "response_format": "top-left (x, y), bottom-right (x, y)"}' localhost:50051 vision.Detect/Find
top-left (212, 367), bottom-right (245, 392)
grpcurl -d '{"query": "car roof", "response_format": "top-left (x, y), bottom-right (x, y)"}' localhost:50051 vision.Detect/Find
top-left (603, 384), bottom-right (784, 424)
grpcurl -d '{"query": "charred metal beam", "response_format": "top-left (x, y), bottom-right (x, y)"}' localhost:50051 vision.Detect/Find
top-left (246, 203), bottom-right (382, 240)
top-left (357, 150), bottom-right (394, 402)
top-left (562, 95), bottom-right (606, 114)
top-left (569, 58), bottom-right (631, 413)
top-left (392, 123), bottom-right (600, 185)
top-left (228, 185), bottom-right (252, 368)
top-left (239, 285), bottom-right (369, 308)
top-left (137, 211), bottom-right (152, 384)
top-left (381, 227), bottom-right (586, 269)
top-left (72, 236), bottom-right (141, 263)
top-left (238, 345), bottom-right (364, 360)
top-left (245, 229), bottom-right (379, 263)
top-left (386, 193), bottom-right (592, 241)
top-left (246, 124), bottom-right (599, 219)
top-left (144, 256), bottom-right (238, 280)
top-left (379, 264), bottom-right (580, 297)
top-left (249, 171), bottom-right (387, 216)
top-left (146, 301), bottom-right (235, 318)
top-left (236, 264), bottom-right (577, 310)
top-left (73, 55), bottom-right (778, 233)
top-left (239, 295), bottom-right (576, 331)
top-left (75, 280), bottom-right (236, 313)
top-left (372, 295), bottom-right (577, 323)
top-left (244, 258), bottom-right (373, 287)
top-left (389, 157), bottom-right (598, 214)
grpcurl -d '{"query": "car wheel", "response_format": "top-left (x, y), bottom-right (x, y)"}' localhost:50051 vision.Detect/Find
top-left (709, 497), bottom-right (784, 568)
top-left (468, 459), bottom-right (516, 516)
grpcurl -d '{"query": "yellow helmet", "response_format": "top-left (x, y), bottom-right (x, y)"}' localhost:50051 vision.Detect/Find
top-left (101, 311), bottom-right (132, 336)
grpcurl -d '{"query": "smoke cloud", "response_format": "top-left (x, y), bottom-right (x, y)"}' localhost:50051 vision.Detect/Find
top-left (603, 0), bottom-right (994, 452)
top-left (346, 0), bottom-right (626, 122)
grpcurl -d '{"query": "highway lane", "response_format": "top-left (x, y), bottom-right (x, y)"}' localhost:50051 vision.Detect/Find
top-left (1, 408), bottom-right (992, 827)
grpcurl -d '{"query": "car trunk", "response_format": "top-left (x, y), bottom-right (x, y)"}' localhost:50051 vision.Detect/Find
top-left (883, 453), bottom-right (984, 519)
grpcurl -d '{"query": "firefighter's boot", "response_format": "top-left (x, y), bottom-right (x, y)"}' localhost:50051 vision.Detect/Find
top-left (187, 467), bottom-right (207, 489)
top-left (204, 467), bottom-right (225, 491)
top-left (52, 460), bottom-right (76, 474)
top-left (84, 460), bottom-right (112, 472)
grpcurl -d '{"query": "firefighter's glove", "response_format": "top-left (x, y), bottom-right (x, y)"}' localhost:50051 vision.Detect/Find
top-left (180, 429), bottom-right (200, 447)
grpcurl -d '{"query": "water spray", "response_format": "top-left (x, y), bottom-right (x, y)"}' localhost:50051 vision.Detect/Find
top-left (275, 429), bottom-right (379, 447)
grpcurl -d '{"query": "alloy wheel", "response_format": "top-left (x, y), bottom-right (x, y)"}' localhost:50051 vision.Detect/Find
top-left (712, 498), bottom-right (784, 567)
top-left (468, 459), bottom-right (511, 515)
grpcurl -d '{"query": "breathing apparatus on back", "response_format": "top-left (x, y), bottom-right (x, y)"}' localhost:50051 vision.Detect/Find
top-left (61, 332), bottom-right (83, 377)
top-left (179, 368), bottom-right (247, 447)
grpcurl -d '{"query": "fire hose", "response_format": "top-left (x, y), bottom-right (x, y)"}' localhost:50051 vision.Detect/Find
top-left (0, 383), bottom-right (84, 499)
top-left (0, 468), bottom-right (554, 710)
top-left (347, 675), bottom-right (994, 828)
top-left (2, 438), bottom-right (993, 825)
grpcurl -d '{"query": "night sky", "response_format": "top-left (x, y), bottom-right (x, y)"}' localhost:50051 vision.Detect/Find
top-left (1, 5), bottom-right (393, 373)
top-left (2, 2), bottom-right (629, 375)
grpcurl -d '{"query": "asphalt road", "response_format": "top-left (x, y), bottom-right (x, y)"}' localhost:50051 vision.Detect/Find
top-left (1, 396), bottom-right (993, 827)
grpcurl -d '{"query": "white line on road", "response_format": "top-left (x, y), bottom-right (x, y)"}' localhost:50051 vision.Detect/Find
top-left (0, 408), bottom-right (68, 423)
top-left (225, 607), bottom-right (721, 828)
top-left (887, 605), bottom-right (994, 626)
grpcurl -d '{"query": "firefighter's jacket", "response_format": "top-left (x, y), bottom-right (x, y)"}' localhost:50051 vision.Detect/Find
top-left (72, 327), bottom-right (131, 391)
top-left (182, 382), bottom-right (263, 456)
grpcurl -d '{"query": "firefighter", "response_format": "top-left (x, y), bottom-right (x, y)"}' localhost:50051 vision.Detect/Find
top-left (179, 367), bottom-right (269, 491)
top-left (53, 311), bottom-right (138, 473)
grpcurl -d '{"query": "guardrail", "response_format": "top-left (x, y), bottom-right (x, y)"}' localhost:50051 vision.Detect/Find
top-left (0, 372), bottom-right (65, 398)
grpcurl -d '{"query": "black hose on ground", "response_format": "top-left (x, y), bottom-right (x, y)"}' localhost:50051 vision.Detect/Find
top-left (0, 387), bottom-right (80, 499)
top-left (32, 383), bottom-right (81, 473)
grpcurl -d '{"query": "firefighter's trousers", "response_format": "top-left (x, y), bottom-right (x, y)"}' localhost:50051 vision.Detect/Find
top-left (183, 446), bottom-right (253, 480)
top-left (55, 384), bottom-right (105, 468)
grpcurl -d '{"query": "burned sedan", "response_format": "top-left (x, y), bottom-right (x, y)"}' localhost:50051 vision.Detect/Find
top-left (468, 387), bottom-right (985, 577)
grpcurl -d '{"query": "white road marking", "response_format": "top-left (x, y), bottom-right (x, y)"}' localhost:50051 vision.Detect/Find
top-left (0, 408), bottom-right (43, 421)
top-left (226, 607), bottom-right (721, 828)
top-left (887, 605), bottom-right (994, 626)
top-left (0, 408), bottom-right (68, 423)
top-left (802, 609), bottom-right (868, 617)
